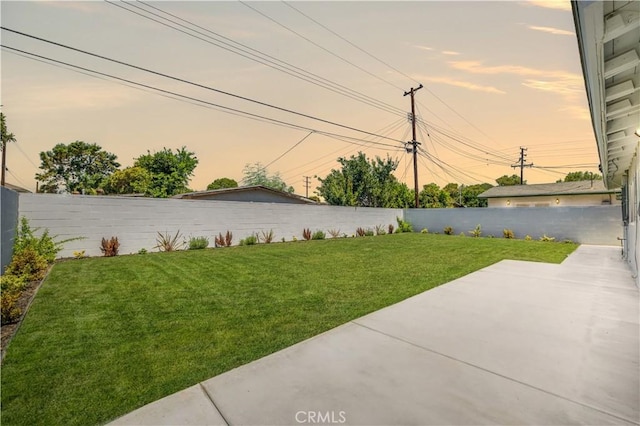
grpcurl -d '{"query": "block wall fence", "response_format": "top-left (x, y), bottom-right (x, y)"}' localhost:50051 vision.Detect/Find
top-left (16, 194), bottom-right (403, 258)
top-left (2, 193), bottom-right (623, 264)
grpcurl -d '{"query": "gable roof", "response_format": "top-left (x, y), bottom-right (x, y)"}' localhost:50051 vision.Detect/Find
top-left (2, 182), bottom-right (31, 193)
top-left (173, 185), bottom-right (317, 204)
top-left (478, 180), bottom-right (619, 199)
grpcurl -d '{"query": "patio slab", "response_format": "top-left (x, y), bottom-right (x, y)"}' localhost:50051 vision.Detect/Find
top-left (109, 245), bottom-right (639, 425)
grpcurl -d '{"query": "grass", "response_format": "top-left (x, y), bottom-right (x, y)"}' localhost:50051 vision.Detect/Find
top-left (1, 233), bottom-right (577, 425)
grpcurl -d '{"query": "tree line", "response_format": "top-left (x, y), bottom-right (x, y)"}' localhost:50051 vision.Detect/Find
top-left (2, 112), bottom-right (600, 205)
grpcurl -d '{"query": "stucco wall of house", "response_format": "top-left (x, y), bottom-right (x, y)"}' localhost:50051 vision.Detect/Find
top-left (623, 152), bottom-right (639, 287)
top-left (487, 193), bottom-right (620, 208)
top-left (17, 194), bottom-right (402, 258)
top-left (1, 186), bottom-right (19, 274)
top-left (405, 206), bottom-right (622, 245)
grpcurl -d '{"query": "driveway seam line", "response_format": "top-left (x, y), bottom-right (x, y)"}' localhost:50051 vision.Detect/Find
top-left (351, 320), bottom-right (639, 426)
top-left (199, 383), bottom-right (230, 425)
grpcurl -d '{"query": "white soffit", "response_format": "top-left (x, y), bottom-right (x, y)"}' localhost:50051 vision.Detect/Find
top-left (575, 0), bottom-right (640, 188)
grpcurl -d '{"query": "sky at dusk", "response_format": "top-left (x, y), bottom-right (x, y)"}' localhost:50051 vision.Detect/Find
top-left (1, 0), bottom-right (599, 195)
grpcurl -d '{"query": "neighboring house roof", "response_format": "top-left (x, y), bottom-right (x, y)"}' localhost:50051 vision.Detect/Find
top-left (173, 185), bottom-right (317, 204)
top-left (478, 181), bottom-right (619, 199)
top-left (2, 183), bottom-right (31, 193)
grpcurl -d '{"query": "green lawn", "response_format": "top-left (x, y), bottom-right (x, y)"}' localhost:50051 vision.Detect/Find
top-left (1, 233), bottom-right (577, 426)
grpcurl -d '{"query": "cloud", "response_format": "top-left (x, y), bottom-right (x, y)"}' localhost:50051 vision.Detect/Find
top-left (414, 45), bottom-right (434, 51)
top-left (527, 25), bottom-right (574, 36)
top-left (522, 0), bottom-right (571, 11)
top-left (448, 60), bottom-right (546, 76)
top-left (441, 51), bottom-right (461, 56)
top-left (447, 58), bottom-right (586, 117)
top-left (557, 105), bottom-right (591, 120)
top-left (420, 76), bottom-right (506, 94)
top-left (15, 82), bottom-right (140, 113)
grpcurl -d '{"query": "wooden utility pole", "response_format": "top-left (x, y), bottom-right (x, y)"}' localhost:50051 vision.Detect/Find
top-left (511, 147), bottom-right (533, 184)
top-left (303, 176), bottom-right (311, 198)
top-left (404, 84), bottom-right (423, 208)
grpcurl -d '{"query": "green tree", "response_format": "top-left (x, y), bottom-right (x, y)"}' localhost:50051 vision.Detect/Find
top-left (317, 152), bottom-right (413, 208)
top-left (104, 166), bottom-right (152, 194)
top-left (207, 177), bottom-right (239, 190)
top-left (495, 174), bottom-right (524, 186)
top-left (419, 183), bottom-right (453, 208)
top-left (36, 141), bottom-right (120, 193)
top-left (242, 162), bottom-right (293, 193)
top-left (1, 112), bottom-right (17, 186)
top-left (134, 147), bottom-right (198, 197)
top-left (558, 171), bottom-right (602, 182)
top-left (462, 183), bottom-right (493, 207)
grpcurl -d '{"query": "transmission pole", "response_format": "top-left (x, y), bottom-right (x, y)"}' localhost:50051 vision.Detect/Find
top-left (404, 84), bottom-right (423, 208)
top-left (511, 147), bottom-right (533, 184)
top-left (303, 176), bottom-right (311, 198)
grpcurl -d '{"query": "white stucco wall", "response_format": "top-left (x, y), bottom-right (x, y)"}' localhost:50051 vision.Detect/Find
top-left (487, 193), bottom-right (620, 208)
top-left (623, 153), bottom-right (639, 288)
top-left (17, 194), bottom-right (403, 258)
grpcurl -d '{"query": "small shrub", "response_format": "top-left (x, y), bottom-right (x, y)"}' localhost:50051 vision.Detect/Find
top-left (388, 224), bottom-right (395, 234)
top-left (155, 231), bottom-right (185, 252)
top-left (364, 229), bottom-right (375, 237)
top-left (374, 225), bottom-right (386, 236)
top-left (240, 234), bottom-right (258, 246)
top-left (311, 230), bottom-right (326, 240)
top-left (1, 274), bottom-right (27, 293)
top-left (525, 235), bottom-right (532, 241)
top-left (292, 236), bottom-right (298, 242)
top-left (13, 216), bottom-right (80, 263)
top-left (259, 229), bottom-right (275, 244)
top-left (138, 248), bottom-right (148, 255)
top-left (503, 229), bottom-right (515, 239)
top-left (302, 228), bottom-right (312, 241)
top-left (214, 231), bottom-right (234, 247)
top-left (0, 273), bottom-right (25, 324)
top-left (459, 232), bottom-right (466, 237)
top-left (562, 239), bottom-right (574, 244)
top-left (443, 226), bottom-right (454, 235)
top-left (540, 234), bottom-right (556, 242)
top-left (5, 247), bottom-right (48, 282)
top-left (188, 236), bottom-right (209, 250)
top-left (281, 237), bottom-right (286, 243)
top-left (73, 250), bottom-right (86, 259)
top-left (1, 289), bottom-right (21, 325)
top-left (100, 237), bottom-right (120, 257)
top-left (396, 217), bottom-right (413, 233)
top-left (468, 224), bottom-right (482, 238)
top-left (328, 229), bottom-right (341, 239)
top-left (487, 235), bottom-right (495, 238)
top-left (420, 228), bottom-right (428, 234)
top-left (356, 227), bottom-right (366, 237)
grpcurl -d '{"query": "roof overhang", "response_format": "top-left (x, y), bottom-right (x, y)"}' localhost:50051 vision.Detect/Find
top-left (572, 0), bottom-right (640, 189)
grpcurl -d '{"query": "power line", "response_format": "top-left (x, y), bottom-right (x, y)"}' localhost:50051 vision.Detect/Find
top-left (281, 1), bottom-right (419, 86)
top-left (1, 27), bottom-right (404, 145)
top-left (265, 131), bottom-right (314, 169)
top-left (1, 45), bottom-right (402, 151)
top-left (239, 1), bottom-right (406, 92)
top-left (110, 1), bottom-right (407, 118)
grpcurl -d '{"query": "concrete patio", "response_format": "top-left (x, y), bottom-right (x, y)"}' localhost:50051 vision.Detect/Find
top-left (110, 245), bottom-right (639, 425)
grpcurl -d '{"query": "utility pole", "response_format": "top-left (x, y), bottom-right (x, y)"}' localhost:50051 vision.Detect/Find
top-left (404, 84), bottom-right (423, 208)
top-left (511, 147), bottom-right (533, 184)
top-left (303, 176), bottom-right (311, 198)
top-left (1, 138), bottom-right (6, 187)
